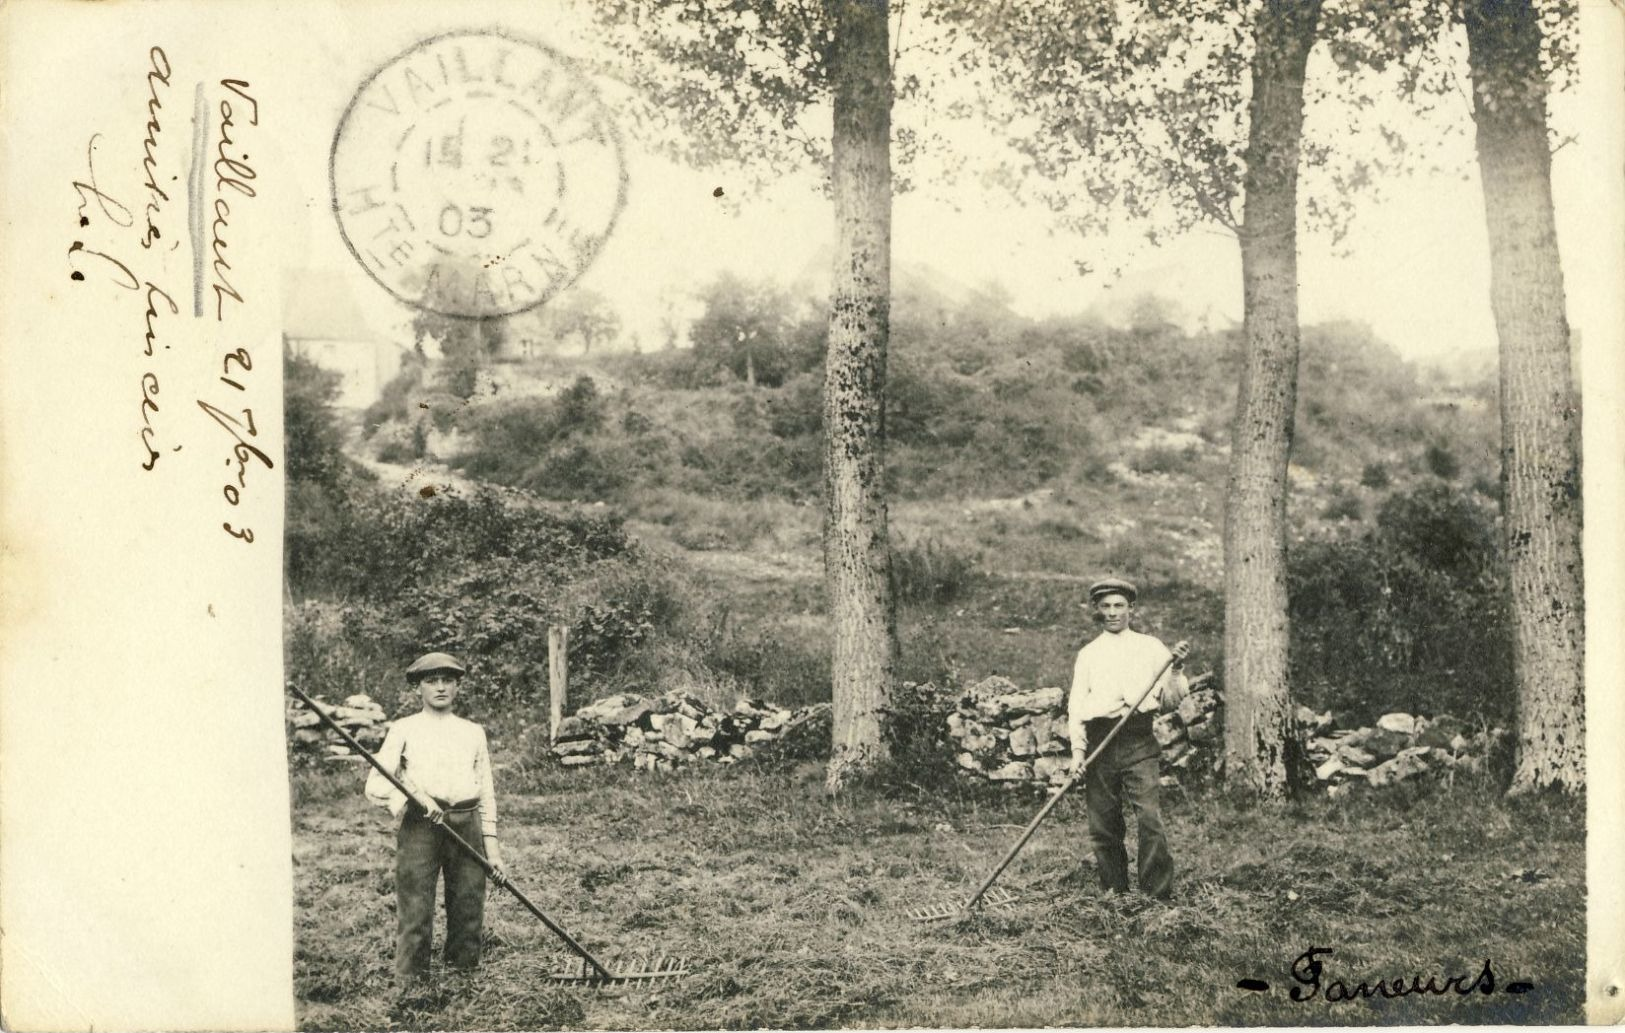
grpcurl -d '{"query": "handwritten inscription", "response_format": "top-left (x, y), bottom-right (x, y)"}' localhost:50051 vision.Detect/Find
top-left (67, 54), bottom-right (271, 541)
top-left (199, 80), bottom-right (271, 542)
top-left (68, 46), bottom-right (176, 471)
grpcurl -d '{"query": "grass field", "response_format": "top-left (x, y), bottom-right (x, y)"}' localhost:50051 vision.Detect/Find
top-left (291, 758), bottom-right (1583, 1030)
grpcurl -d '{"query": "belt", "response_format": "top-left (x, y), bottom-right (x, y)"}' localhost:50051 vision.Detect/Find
top-left (429, 797), bottom-right (481, 813)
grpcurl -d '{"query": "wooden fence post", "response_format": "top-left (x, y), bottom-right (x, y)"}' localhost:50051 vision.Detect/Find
top-left (548, 625), bottom-right (569, 742)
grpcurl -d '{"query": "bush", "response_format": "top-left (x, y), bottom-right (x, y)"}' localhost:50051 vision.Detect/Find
top-left (1289, 483), bottom-right (1511, 724)
top-left (1360, 462), bottom-right (1392, 489)
top-left (893, 538), bottom-right (982, 607)
top-left (286, 484), bottom-right (685, 713)
top-left (1320, 489), bottom-right (1363, 522)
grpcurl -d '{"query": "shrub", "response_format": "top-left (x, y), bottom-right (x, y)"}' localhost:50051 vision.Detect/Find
top-left (1289, 483), bottom-right (1511, 723)
top-left (1425, 442), bottom-right (1461, 479)
top-left (1320, 489), bottom-right (1363, 522)
top-left (1360, 462), bottom-right (1392, 489)
top-left (893, 538), bottom-right (983, 607)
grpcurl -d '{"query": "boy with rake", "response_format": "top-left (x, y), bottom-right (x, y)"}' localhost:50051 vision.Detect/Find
top-left (1067, 577), bottom-right (1190, 901)
top-left (366, 652), bottom-right (509, 987)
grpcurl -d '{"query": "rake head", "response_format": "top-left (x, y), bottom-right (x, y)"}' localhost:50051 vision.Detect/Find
top-left (546, 954), bottom-right (689, 988)
top-left (904, 885), bottom-right (1018, 923)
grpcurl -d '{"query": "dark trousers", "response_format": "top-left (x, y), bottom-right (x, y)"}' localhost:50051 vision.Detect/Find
top-left (1084, 715), bottom-right (1174, 900)
top-left (395, 807), bottom-right (487, 980)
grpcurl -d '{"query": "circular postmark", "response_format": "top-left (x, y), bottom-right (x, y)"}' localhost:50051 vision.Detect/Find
top-left (331, 30), bottom-right (626, 318)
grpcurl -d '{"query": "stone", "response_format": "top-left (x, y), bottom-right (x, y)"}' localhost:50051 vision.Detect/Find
top-left (602, 699), bottom-right (655, 727)
top-left (648, 713), bottom-right (667, 732)
top-left (577, 693), bottom-right (641, 722)
top-left (987, 761), bottom-right (1033, 782)
top-left (1449, 734), bottom-right (1471, 753)
top-left (946, 712), bottom-right (967, 737)
top-left (1159, 775), bottom-right (1180, 789)
top-left (1296, 705), bottom-right (1334, 734)
top-left (1377, 713), bottom-right (1417, 735)
top-left (1362, 726), bottom-right (1411, 760)
top-left (343, 694), bottom-right (375, 708)
top-left (1315, 756), bottom-right (1345, 781)
top-left (1178, 689), bottom-right (1218, 727)
top-left (1365, 747), bottom-right (1431, 787)
top-left (292, 728), bottom-right (324, 745)
top-left (1009, 725), bottom-right (1038, 758)
top-left (677, 699), bottom-right (708, 722)
top-left (633, 752), bottom-right (657, 772)
top-left (745, 730), bottom-right (776, 744)
top-left (1310, 737), bottom-right (1341, 756)
top-left (966, 675), bottom-right (1023, 702)
top-left (1418, 715), bottom-right (1470, 750)
top-left (654, 741), bottom-right (688, 761)
top-left (1153, 713), bottom-right (1184, 747)
top-left (554, 716), bottom-right (593, 742)
top-left (696, 746), bottom-right (717, 759)
top-left (729, 743), bottom-right (754, 760)
top-left (1187, 717), bottom-right (1217, 743)
top-left (553, 739), bottom-right (600, 757)
top-left (959, 729), bottom-right (997, 755)
top-left (1335, 743), bottom-right (1376, 767)
top-left (1004, 687), bottom-right (1065, 715)
top-left (665, 715), bottom-right (701, 749)
top-left (1165, 741), bottom-right (1193, 766)
top-left (561, 754), bottom-right (599, 767)
top-left (956, 751), bottom-right (981, 771)
top-left (289, 711), bottom-right (322, 729)
top-left (758, 710), bottom-right (791, 732)
top-left (1327, 782), bottom-right (1354, 800)
top-left (624, 727), bottom-right (646, 746)
top-left (1033, 755), bottom-right (1070, 781)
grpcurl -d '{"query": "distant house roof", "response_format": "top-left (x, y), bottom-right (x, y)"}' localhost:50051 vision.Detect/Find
top-left (283, 269), bottom-right (380, 342)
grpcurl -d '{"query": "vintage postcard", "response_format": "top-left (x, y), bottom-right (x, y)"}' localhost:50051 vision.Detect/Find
top-left (2, 0), bottom-right (1622, 1029)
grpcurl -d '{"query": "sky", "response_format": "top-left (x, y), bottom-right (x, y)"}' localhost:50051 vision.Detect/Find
top-left (292, 1), bottom-right (1614, 374)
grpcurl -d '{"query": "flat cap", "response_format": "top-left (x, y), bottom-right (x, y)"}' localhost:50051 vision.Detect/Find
top-left (406, 652), bottom-right (467, 678)
top-left (1088, 577), bottom-right (1138, 603)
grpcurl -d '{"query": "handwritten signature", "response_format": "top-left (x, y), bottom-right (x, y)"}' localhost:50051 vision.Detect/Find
top-left (67, 50), bottom-right (271, 543)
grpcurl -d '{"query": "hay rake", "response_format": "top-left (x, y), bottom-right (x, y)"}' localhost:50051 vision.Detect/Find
top-left (289, 685), bottom-right (689, 989)
top-left (903, 885), bottom-right (1018, 923)
top-left (906, 656), bottom-right (1177, 924)
top-left (546, 954), bottom-right (690, 987)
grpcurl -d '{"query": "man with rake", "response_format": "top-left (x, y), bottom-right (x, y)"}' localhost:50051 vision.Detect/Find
top-left (1067, 577), bottom-right (1190, 901)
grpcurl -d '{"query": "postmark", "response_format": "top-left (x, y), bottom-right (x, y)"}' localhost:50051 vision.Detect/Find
top-left (330, 30), bottom-right (626, 318)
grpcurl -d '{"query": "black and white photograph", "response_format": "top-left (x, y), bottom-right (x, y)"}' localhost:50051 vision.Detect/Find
top-left (2, 0), bottom-right (1622, 1029)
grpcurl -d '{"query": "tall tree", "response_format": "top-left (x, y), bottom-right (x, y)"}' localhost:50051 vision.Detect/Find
top-left (823, 0), bottom-right (899, 788)
top-left (952, 0), bottom-right (1331, 796)
top-left (1223, 0), bottom-right (1325, 796)
top-left (1461, 0), bottom-right (1583, 792)
top-left (595, 0), bottom-right (902, 788)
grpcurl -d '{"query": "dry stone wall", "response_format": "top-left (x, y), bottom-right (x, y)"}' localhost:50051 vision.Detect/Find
top-left (553, 691), bottom-right (831, 771)
top-left (947, 675), bottom-right (1503, 793)
top-left (286, 692), bottom-right (389, 761)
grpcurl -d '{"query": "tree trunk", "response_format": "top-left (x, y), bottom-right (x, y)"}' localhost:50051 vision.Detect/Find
top-left (1222, 0), bottom-right (1322, 799)
top-left (823, 0), bottom-right (898, 792)
top-left (1463, 0), bottom-right (1584, 793)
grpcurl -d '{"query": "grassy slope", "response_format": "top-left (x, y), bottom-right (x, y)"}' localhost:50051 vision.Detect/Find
top-left (292, 762), bottom-right (1582, 1030)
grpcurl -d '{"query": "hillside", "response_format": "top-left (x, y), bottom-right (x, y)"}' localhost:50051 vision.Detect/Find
top-left (288, 291), bottom-right (1511, 731)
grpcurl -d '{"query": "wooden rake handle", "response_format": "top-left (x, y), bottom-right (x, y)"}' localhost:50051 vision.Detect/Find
top-left (287, 684), bottom-right (614, 982)
top-left (963, 655), bottom-right (1176, 911)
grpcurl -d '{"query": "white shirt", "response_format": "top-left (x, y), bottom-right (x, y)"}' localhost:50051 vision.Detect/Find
top-left (1066, 627), bottom-right (1188, 751)
top-left (365, 710), bottom-right (498, 838)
